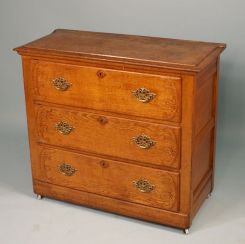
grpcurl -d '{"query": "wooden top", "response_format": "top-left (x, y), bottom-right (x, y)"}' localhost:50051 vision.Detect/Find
top-left (14, 29), bottom-right (226, 72)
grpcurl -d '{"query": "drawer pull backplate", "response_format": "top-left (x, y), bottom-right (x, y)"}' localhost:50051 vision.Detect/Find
top-left (133, 134), bottom-right (156, 149)
top-left (52, 77), bottom-right (72, 91)
top-left (58, 163), bottom-right (77, 176)
top-left (133, 179), bottom-right (155, 193)
top-left (55, 121), bottom-right (74, 135)
top-left (132, 87), bottom-right (156, 103)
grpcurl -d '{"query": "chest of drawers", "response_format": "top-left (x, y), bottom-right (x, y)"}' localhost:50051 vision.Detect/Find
top-left (14, 29), bottom-right (225, 233)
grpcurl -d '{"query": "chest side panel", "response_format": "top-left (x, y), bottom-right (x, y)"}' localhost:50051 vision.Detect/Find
top-left (191, 60), bottom-right (219, 218)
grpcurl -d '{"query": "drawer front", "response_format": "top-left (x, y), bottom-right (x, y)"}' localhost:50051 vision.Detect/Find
top-left (36, 104), bottom-right (180, 169)
top-left (39, 146), bottom-right (180, 211)
top-left (33, 61), bottom-right (181, 122)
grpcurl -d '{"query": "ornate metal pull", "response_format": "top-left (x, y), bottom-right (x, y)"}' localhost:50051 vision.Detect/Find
top-left (52, 77), bottom-right (72, 91)
top-left (58, 163), bottom-right (77, 176)
top-left (132, 87), bottom-right (156, 103)
top-left (55, 121), bottom-right (74, 135)
top-left (133, 134), bottom-right (155, 149)
top-left (133, 179), bottom-right (155, 193)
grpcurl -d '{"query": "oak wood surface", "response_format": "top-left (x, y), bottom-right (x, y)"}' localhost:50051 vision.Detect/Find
top-left (14, 29), bottom-right (226, 72)
top-left (33, 59), bottom-right (181, 122)
top-left (190, 58), bottom-right (219, 218)
top-left (14, 30), bottom-right (226, 231)
top-left (34, 180), bottom-right (190, 228)
top-left (35, 104), bottom-right (180, 169)
top-left (38, 145), bottom-right (179, 211)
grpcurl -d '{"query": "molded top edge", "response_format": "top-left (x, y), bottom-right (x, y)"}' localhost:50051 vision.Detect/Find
top-left (14, 29), bottom-right (226, 72)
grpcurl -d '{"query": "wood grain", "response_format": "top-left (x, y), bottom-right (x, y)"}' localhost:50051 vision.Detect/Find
top-left (32, 60), bottom-right (181, 122)
top-left (34, 180), bottom-right (190, 228)
top-left (14, 29), bottom-right (226, 72)
top-left (190, 58), bottom-right (219, 218)
top-left (35, 104), bottom-right (180, 169)
top-left (38, 146), bottom-right (179, 211)
top-left (14, 29), bottom-right (226, 231)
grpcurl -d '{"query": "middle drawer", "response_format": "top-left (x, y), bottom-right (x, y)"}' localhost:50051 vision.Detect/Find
top-left (36, 104), bottom-right (180, 169)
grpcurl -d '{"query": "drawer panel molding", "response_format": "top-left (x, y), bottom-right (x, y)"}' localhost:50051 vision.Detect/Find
top-left (15, 29), bottom-right (226, 231)
top-left (33, 61), bottom-right (182, 122)
top-left (36, 104), bottom-right (181, 169)
top-left (39, 146), bottom-right (180, 211)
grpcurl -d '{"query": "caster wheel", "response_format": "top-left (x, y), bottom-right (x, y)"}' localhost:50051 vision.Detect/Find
top-left (184, 228), bottom-right (189, 235)
top-left (37, 194), bottom-right (42, 200)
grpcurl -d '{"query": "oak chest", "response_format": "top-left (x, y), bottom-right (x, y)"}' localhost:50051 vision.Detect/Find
top-left (14, 29), bottom-right (226, 233)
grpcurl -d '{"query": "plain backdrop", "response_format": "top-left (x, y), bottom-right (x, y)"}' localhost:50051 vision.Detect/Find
top-left (0, 1), bottom-right (245, 243)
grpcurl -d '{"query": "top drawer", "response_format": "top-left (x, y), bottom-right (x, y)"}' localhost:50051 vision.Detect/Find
top-left (32, 61), bottom-right (181, 122)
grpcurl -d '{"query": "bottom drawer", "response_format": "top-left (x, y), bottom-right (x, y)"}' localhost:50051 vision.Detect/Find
top-left (38, 146), bottom-right (180, 211)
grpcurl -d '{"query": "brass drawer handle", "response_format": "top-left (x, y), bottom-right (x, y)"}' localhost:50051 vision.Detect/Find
top-left (52, 77), bottom-right (72, 91)
top-left (58, 163), bottom-right (77, 176)
top-left (55, 121), bottom-right (74, 135)
top-left (132, 87), bottom-right (156, 103)
top-left (133, 179), bottom-right (155, 193)
top-left (133, 134), bottom-right (156, 149)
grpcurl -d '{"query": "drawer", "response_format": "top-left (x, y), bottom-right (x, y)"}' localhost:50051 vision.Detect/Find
top-left (39, 146), bottom-right (180, 211)
top-left (36, 104), bottom-right (180, 169)
top-left (33, 61), bottom-right (181, 122)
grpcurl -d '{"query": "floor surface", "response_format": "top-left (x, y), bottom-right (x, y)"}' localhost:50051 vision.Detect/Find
top-left (0, 128), bottom-right (245, 244)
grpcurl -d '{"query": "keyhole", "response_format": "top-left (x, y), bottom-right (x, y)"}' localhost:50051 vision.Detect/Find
top-left (97, 70), bottom-right (106, 79)
top-left (97, 116), bottom-right (108, 125)
top-left (100, 160), bottom-right (109, 168)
